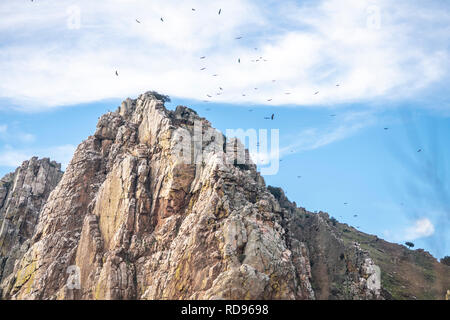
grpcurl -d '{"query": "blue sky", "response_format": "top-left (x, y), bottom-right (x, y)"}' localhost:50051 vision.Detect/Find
top-left (0, 0), bottom-right (449, 259)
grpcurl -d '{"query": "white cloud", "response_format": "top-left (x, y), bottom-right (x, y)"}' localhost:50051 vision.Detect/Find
top-left (0, 0), bottom-right (448, 110)
top-left (403, 218), bottom-right (435, 241)
top-left (0, 144), bottom-right (76, 170)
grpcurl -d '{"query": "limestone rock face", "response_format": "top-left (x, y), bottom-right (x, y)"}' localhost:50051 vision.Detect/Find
top-left (0, 157), bottom-right (63, 290)
top-left (1, 92), bottom-right (446, 300)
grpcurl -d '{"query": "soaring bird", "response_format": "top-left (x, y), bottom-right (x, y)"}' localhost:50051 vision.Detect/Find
top-left (115, 70), bottom-right (119, 76)
top-left (330, 114), bottom-right (336, 117)
top-left (417, 149), bottom-right (422, 152)
top-left (271, 113), bottom-right (274, 120)
top-left (354, 214), bottom-right (358, 218)
top-left (235, 36), bottom-right (242, 40)
top-left (344, 202), bottom-right (348, 205)
top-left (238, 58), bottom-right (240, 63)
top-left (218, 9), bottom-right (221, 15)
top-left (206, 94), bottom-right (212, 98)
top-left (219, 87), bottom-right (223, 90)
top-left (336, 84), bottom-right (340, 87)
top-left (192, 8), bottom-right (196, 11)
top-left (297, 176), bottom-right (301, 178)
top-left (136, 19), bottom-right (141, 23)
top-left (314, 91), bottom-right (319, 95)
top-left (384, 127), bottom-right (389, 130)
top-left (200, 56), bottom-right (206, 59)
top-left (212, 74), bottom-right (218, 76)
top-left (160, 17), bottom-right (164, 22)
top-left (267, 99), bottom-right (272, 101)
top-left (200, 67), bottom-right (206, 70)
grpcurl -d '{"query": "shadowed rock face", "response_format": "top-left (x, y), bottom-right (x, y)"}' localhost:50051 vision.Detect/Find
top-left (0, 92), bottom-right (447, 300)
top-left (0, 157), bottom-right (63, 289)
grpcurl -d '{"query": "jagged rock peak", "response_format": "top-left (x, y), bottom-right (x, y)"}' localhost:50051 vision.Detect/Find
top-left (0, 157), bottom-right (63, 287)
top-left (1, 91), bottom-right (447, 300)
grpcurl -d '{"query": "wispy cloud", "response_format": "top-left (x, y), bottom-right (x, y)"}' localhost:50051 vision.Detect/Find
top-left (0, 144), bottom-right (76, 170)
top-left (0, 124), bottom-right (36, 143)
top-left (0, 0), bottom-right (448, 110)
top-left (403, 218), bottom-right (435, 241)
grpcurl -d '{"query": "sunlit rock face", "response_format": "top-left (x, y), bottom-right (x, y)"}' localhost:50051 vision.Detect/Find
top-left (1, 92), bottom-right (447, 300)
top-left (0, 157), bottom-right (63, 292)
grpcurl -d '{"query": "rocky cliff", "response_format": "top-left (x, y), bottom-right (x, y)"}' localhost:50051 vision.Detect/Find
top-left (0, 157), bottom-right (63, 291)
top-left (0, 92), bottom-right (448, 300)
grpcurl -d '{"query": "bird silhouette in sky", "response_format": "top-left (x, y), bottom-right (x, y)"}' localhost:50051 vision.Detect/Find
top-left (200, 56), bottom-right (206, 59)
top-left (212, 74), bottom-right (218, 76)
top-left (238, 58), bottom-right (240, 63)
top-left (344, 202), bottom-right (348, 205)
top-left (200, 67), bottom-right (206, 70)
top-left (417, 149), bottom-right (422, 152)
top-left (314, 91), bottom-right (319, 95)
top-left (218, 9), bottom-right (221, 15)
top-left (219, 87), bottom-right (223, 90)
top-left (115, 70), bottom-right (119, 76)
top-left (135, 19), bottom-right (141, 23)
top-left (297, 176), bottom-right (301, 178)
top-left (267, 99), bottom-right (272, 101)
top-left (271, 113), bottom-right (274, 120)
top-left (160, 17), bottom-right (164, 22)
top-left (336, 84), bottom-right (340, 87)
top-left (235, 36), bottom-right (242, 40)
top-left (330, 114), bottom-right (336, 117)
top-left (354, 214), bottom-right (358, 218)
top-left (384, 127), bottom-right (389, 130)
top-left (192, 8), bottom-right (196, 11)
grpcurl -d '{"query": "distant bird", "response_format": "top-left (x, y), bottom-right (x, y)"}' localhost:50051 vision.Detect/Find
top-left (271, 113), bottom-right (274, 120)
top-left (200, 67), bottom-right (206, 70)
top-left (336, 84), bottom-right (340, 87)
top-left (254, 88), bottom-right (258, 90)
top-left (285, 92), bottom-right (291, 95)
top-left (200, 56), bottom-right (206, 59)
top-left (192, 8), bottom-right (196, 11)
top-left (330, 114), bottom-right (336, 117)
top-left (219, 87), bottom-right (223, 90)
top-left (115, 70), bottom-right (119, 76)
top-left (297, 176), bottom-right (301, 178)
top-left (135, 19), bottom-right (141, 23)
top-left (238, 58), bottom-right (240, 63)
top-left (235, 36), bottom-right (242, 40)
top-left (212, 74), bottom-right (218, 76)
top-left (206, 94), bottom-right (212, 98)
top-left (242, 94), bottom-right (246, 96)
top-left (267, 99), bottom-right (272, 101)
top-left (417, 149), bottom-right (422, 152)
top-left (272, 80), bottom-right (276, 82)
top-left (344, 202), bottom-right (348, 205)
top-left (353, 214), bottom-right (358, 218)
top-left (314, 91), bottom-right (319, 95)
top-left (160, 17), bottom-right (164, 22)
top-left (384, 127), bottom-right (389, 130)
top-left (218, 9), bottom-right (221, 15)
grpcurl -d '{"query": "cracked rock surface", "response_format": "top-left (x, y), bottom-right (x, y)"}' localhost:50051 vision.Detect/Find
top-left (0, 92), bottom-right (447, 300)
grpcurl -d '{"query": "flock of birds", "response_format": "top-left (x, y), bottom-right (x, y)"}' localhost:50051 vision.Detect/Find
top-left (111, 7), bottom-right (428, 227)
top-left (111, 7), bottom-right (345, 121)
